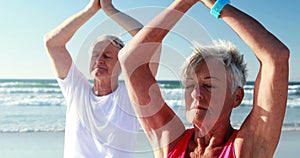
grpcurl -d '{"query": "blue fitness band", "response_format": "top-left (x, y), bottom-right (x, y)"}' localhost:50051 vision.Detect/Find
top-left (210, 0), bottom-right (231, 19)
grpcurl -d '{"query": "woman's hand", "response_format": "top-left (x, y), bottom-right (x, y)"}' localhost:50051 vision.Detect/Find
top-left (175, 0), bottom-right (199, 5)
top-left (100, 0), bottom-right (115, 14)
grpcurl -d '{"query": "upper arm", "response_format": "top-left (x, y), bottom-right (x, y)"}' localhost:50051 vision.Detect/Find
top-left (126, 63), bottom-right (177, 127)
top-left (44, 35), bottom-right (73, 79)
top-left (219, 4), bottom-right (290, 156)
top-left (122, 61), bottom-right (185, 156)
top-left (238, 50), bottom-right (289, 157)
top-left (117, 1), bottom-right (198, 155)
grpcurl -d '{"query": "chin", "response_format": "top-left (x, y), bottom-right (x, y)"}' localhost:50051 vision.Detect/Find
top-left (186, 110), bottom-right (197, 123)
top-left (193, 120), bottom-right (210, 137)
top-left (93, 71), bottom-right (108, 77)
top-left (192, 116), bottom-right (216, 137)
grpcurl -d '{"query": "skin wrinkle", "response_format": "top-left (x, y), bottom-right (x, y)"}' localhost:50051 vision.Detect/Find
top-left (118, 0), bottom-right (289, 157)
top-left (186, 57), bottom-right (229, 137)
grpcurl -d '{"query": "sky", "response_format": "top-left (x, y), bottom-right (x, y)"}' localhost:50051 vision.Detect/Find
top-left (1, 0), bottom-right (299, 81)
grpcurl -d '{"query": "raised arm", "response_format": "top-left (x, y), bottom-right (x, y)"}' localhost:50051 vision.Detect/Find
top-left (100, 0), bottom-right (161, 76)
top-left (200, 0), bottom-right (290, 157)
top-left (44, 0), bottom-right (101, 79)
top-left (101, 0), bottom-right (143, 36)
top-left (119, 1), bottom-right (198, 157)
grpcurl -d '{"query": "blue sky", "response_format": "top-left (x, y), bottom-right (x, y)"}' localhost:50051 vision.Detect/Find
top-left (1, 0), bottom-right (299, 81)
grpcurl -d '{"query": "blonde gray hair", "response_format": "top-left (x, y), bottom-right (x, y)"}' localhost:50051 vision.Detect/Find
top-left (181, 40), bottom-right (247, 93)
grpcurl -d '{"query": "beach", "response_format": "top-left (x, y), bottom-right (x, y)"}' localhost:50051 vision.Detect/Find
top-left (0, 132), bottom-right (64, 158)
top-left (1, 79), bottom-right (300, 157)
top-left (0, 131), bottom-right (299, 158)
top-left (275, 131), bottom-right (300, 157)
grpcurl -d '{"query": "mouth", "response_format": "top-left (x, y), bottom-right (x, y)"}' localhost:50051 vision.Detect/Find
top-left (93, 65), bottom-right (107, 71)
top-left (190, 105), bottom-right (208, 111)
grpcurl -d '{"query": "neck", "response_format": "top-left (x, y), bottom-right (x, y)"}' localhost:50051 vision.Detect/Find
top-left (93, 77), bottom-right (118, 96)
top-left (190, 123), bottom-right (234, 155)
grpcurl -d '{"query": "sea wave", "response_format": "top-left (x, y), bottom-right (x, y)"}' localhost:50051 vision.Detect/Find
top-left (0, 123), bottom-right (299, 133)
top-left (0, 80), bottom-right (58, 88)
top-left (0, 94), bottom-right (65, 106)
top-left (0, 87), bottom-right (62, 94)
top-left (0, 127), bottom-right (65, 133)
top-left (0, 79), bottom-right (299, 133)
top-left (281, 122), bottom-right (300, 131)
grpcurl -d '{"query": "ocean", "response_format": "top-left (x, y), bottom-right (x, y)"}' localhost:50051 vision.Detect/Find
top-left (0, 79), bottom-right (300, 133)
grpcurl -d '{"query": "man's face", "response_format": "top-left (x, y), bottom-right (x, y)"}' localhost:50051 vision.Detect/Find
top-left (89, 40), bottom-right (121, 80)
top-left (184, 57), bottom-right (235, 135)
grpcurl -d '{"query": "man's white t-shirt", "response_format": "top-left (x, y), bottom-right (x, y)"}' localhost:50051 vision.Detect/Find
top-left (57, 63), bottom-right (141, 158)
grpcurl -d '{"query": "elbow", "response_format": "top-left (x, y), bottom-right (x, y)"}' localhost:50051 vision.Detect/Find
top-left (43, 33), bottom-right (54, 56)
top-left (43, 33), bottom-right (55, 50)
top-left (274, 45), bottom-right (290, 63)
top-left (43, 32), bottom-right (66, 54)
top-left (118, 47), bottom-right (143, 77)
top-left (262, 45), bottom-right (290, 64)
top-left (282, 46), bottom-right (290, 61)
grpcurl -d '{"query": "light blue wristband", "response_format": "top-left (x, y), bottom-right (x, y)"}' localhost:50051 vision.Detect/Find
top-left (210, 0), bottom-right (231, 19)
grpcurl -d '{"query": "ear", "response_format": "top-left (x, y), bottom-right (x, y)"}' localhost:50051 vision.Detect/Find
top-left (232, 87), bottom-right (244, 108)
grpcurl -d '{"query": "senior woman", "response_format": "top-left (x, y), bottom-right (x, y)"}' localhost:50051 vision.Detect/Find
top-left (119, 0), bottom-right (289, 157)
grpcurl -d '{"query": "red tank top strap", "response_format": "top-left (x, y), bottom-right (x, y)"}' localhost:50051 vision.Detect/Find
top-left (218, 130), bottom-right (238, 158)
top-left (167, 128), bottom-right (194, 158)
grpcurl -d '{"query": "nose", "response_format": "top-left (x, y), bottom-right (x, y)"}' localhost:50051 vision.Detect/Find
top-left (96, 56), bottom-right (105, 64)
top-left (191, 85), bottom-right (203, 101)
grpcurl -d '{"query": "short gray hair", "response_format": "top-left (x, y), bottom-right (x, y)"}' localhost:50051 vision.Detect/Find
top-left (89, 35), bottom-right (124, 58)
top-left (93, 35), bottom-right (124, 49)
top-left (181, 40), bottom-right (247, 93)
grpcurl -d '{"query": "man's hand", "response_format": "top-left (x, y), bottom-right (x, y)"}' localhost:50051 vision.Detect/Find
top-left (87, 0), bottom-right (101, 11)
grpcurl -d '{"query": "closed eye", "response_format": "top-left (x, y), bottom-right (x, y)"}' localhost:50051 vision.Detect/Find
top-left (184, 78), bottom-right (196, 90)
top-left (92, 54), bottom-right (99, 59)
top-left (103, 54), bottom-right (111, 59)
top-left (184, 84), bottom-right (195, 89)
top-left (203, 84), bottom-right (217, 89)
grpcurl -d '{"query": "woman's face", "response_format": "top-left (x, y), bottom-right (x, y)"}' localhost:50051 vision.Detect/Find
top-left (184, 57), bottom-right (235, 136)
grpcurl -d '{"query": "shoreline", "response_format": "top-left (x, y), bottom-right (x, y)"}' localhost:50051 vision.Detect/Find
top-left (0, 130), bottom-right (299, 158)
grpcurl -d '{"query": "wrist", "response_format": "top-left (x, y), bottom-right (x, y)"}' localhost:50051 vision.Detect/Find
top-left (210, 0), bottom-right (230, 18)
top-left (85, 4), bottom-right (101, 13)
top-left (180, 0), bottom-right (198, 6)
top-left (102, 5), bottom-right (118, 16)
top-left (172, 0), bottom-right (197, 12)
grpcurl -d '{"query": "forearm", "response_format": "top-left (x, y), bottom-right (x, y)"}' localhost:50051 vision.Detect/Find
top-left (216, 2), bottom-right (290, 110)
top-left (215, 3), bottom-right (289, 61)
top-left (44, 4), bottom-right (99, 47)
top-left (44, 1), bottom-right (100, 79)
top-left (119, 0), bottom-right (196, 72)
top-left (207, 1), bottom-right (290, 153)
top-left (102, 4), bottom-right (143, 36)
top-left (137, 0), bottom-right (196, 43)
